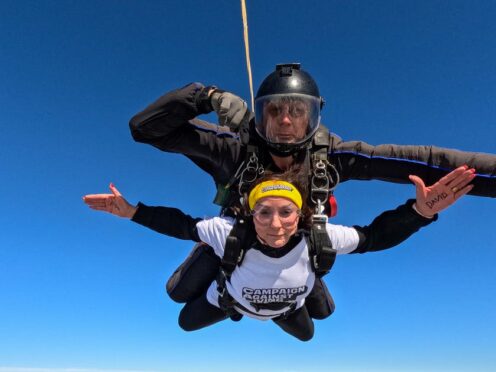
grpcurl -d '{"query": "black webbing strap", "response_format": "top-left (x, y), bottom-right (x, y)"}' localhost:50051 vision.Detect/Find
top-left (220, 218), bottom-right (249, 275)
top-left (311, 126), bottom-right (339, 194)
top-left (312, 125), bottom-right (330, 149)
top-left (216, 269), bottom-right (243, 321)
top-left (310, 126), bottom-right (332, 209)
top-left (217, 218), bottom-right (252, 321)
top-left (308, 126), bottom-right (337, 277)
top-left (309, 217), bottom-right (337, 278)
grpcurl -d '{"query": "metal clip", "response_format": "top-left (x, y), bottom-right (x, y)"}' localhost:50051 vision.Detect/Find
top-left (238, 152), bottom-right (262, 195)
top-left (311, 160), bottom-right (330, 205)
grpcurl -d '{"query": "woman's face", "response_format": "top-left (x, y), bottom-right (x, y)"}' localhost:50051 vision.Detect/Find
top-left (251, 197), bottom-right (300, 248)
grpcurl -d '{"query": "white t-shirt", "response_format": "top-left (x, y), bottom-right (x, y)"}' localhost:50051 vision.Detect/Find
top-left (196, 216), bottom-right (359, 320)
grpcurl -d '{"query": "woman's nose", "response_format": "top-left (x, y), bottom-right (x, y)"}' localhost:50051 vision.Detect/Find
top-left (269, 215), bottom-right (283, 228)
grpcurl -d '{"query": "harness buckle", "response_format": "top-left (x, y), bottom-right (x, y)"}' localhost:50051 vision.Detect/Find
top-left (311, 214), bottom-right (328, 224)
top-left (312, 255), bottom-right (320, 270)
top-left (216, 269), bottom-right (243, 322)
top-left (274, 301), bottom-right (298, 321)
top-left (216, 269), bottom-right (228, 297)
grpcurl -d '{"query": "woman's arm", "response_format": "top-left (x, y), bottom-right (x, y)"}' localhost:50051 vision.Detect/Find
top-left (348, 165), bottom-right (474, 254)
top-left (82, 184), bottom-right (202, 241)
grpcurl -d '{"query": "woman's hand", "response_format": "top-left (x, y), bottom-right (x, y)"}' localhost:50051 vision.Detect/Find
top-left (82, 183), bottom-right (137, 219)
top-left (409, 165), bottom-right (475, 218)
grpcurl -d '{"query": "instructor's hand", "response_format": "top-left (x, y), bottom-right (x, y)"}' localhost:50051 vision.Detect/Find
top-left (82, 183), bottom-right (137, 219)
top-left (210, 90), bottom-right (249, 131)
top-left (409, 165), bottom-right (475, 217)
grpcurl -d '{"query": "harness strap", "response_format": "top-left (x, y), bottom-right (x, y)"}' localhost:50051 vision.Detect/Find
top-left (220, 218), bottom-right (250, 275)
top-left (308, 126), bottom-right (338, 276)
top-left (310, 126), bottom-right (340, 214)
top-left (308, 218), bottom-right (337, 278)
top-left (217, 217), bottom-right (252, 321)
top-left (216, 269), bottom-right (243, 321)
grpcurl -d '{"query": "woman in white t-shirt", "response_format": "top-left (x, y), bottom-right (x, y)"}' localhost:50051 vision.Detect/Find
top-left (83, 165), bottom-right (475, 340)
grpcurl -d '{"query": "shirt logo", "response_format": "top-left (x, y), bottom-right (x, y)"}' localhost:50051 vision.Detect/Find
top-left (242, 286), bottom-right (308, 311)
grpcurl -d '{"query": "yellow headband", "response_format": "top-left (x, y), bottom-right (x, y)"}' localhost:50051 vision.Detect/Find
top-left (248, 180), bottom-right (303, 210)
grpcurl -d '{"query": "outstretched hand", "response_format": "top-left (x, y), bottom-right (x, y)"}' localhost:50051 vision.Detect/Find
top-left (409, 165), bottom-right (475, 217)
top-left (82, 183), bottom-right (137, 219)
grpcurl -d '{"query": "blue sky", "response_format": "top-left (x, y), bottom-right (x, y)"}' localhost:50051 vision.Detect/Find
top-left (1, 0), bottom-right (495, 371)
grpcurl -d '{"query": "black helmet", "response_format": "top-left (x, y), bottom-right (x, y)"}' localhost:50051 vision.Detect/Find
top-left (254, 63), bottom-right (324, 156)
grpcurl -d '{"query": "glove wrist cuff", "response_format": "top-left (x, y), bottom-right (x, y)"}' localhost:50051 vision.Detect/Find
top-left (195, 85), bottom-right (217, 114)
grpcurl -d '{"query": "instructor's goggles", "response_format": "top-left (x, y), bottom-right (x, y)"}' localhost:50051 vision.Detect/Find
top-left (254, 93), bottom-right (321, 146)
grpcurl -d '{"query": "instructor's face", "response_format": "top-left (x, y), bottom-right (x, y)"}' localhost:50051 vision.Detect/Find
top-left (263, 101), bottom-right (309, 144)
top-left (252, 197), bottom-right (300, 248)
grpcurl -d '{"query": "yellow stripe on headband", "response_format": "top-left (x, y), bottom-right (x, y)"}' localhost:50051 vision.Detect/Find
top-left (248, 180), bottom-right (303, 210)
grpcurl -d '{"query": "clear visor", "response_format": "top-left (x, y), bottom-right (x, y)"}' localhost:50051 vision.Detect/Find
top-left (254, 94), bottom-right (321, 146)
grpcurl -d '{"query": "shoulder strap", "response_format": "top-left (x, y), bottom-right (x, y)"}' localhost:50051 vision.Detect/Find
top-left (312, 125), bottom-right (331, 149)
top-left (308, 218), bottom-right (337, 278)
top-left (220, 217), bottom-right (253, 276)
top-left (307, 125), bottom-right (338, 277)
top-left (309, 125), bottom-right (339, 217)
top-left (217, 216), bottom-right (254, 322)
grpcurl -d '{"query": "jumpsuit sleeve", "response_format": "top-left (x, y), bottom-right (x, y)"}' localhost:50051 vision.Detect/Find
top-left (351, 199), bottom-right (437, 254)
top-left (129, 83), bottom-right (244, 185)
top-left (131, 202), bottom-right (202, 242)
top-left (329, 133), bottom-right (496, 197)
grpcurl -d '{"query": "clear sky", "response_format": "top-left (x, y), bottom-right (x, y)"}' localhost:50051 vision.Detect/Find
top-left (1, 1), bottom-right (495, 371)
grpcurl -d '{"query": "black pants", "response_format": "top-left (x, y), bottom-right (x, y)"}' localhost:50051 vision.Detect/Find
top-left (166, 243), bottom-right (335, 319)
top-left (178, 292), bottom-right (315, 341)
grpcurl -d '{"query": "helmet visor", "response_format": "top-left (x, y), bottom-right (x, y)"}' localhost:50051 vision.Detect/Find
top-left (254, 94), bottom-right (321, 147)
